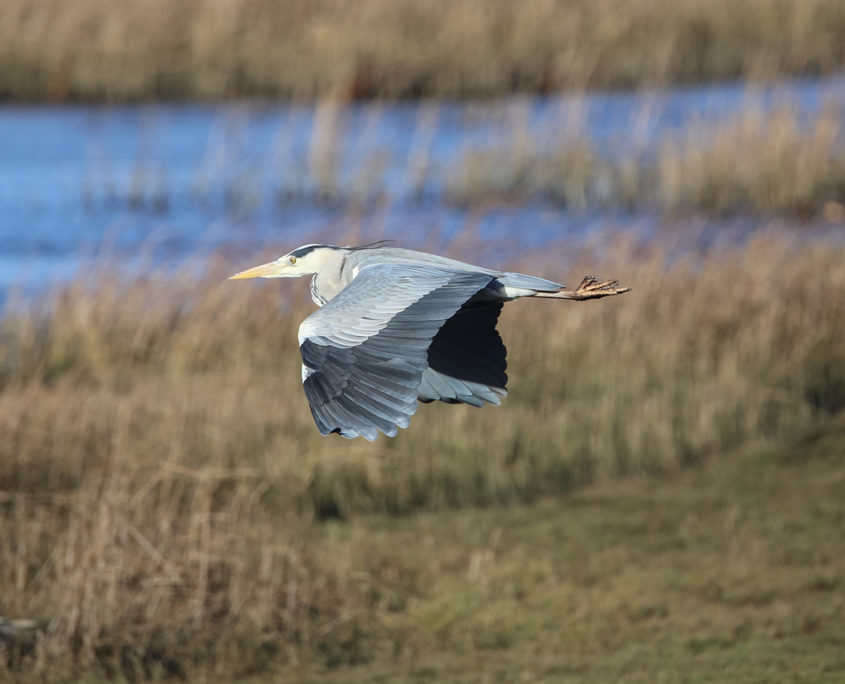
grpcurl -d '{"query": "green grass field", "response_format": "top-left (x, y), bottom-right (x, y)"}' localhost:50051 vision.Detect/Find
top-left (252, 418), bottom-right (845, 684)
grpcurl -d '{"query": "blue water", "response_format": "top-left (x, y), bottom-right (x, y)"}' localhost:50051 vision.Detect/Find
top-left (1, 76), bottom-right (844, 296)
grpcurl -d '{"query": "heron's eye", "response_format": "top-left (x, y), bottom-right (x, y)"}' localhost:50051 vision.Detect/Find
top-left (289, 256), bottom-right (297, 265)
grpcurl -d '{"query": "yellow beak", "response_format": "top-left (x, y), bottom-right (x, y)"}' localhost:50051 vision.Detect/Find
top-left (228, 260), bottom-right (284, 280)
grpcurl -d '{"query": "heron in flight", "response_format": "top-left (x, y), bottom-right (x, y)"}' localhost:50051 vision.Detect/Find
top-left (230, 243), bottom-right (628, 441)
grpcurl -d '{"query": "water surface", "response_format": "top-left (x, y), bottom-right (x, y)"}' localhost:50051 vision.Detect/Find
top-left (1, 76), bottom-right (843, 296)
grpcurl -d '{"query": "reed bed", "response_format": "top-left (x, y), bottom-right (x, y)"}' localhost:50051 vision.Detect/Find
top-left (91, 99), bottom-right (845, 218)
top-left (2, 0), bottom-right (843, 102)
top-left (445, 102), bottom-right (845, 214)
top-left (0, 232), bottom-right (844, 678)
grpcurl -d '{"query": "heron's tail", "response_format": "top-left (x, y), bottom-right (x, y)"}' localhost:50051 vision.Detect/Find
top-left (498, 272), bottom-right (562, 291)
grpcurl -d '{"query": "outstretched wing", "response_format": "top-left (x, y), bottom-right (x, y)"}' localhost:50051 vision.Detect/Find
top-left (298, 264), bottom-right (493, 440)
top-left (419, 302), bottom-right (508, 407)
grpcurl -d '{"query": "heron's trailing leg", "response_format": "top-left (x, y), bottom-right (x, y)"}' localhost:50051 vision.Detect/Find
top-left (535, 275), bottom-right (630, 301)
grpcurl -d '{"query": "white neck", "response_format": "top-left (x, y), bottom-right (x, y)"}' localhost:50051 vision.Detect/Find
top-left (308, 248), bottom-right (348, 305)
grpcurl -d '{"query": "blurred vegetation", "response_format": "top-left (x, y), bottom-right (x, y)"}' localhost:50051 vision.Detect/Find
top-left (445, 103), bottom-right (845, 215)
top-left (1, 0), bottom-right (844, 102)
top-left (0, 234), bottom-right (844, 679)
top-left (89, 100), bottom-right (845, 218)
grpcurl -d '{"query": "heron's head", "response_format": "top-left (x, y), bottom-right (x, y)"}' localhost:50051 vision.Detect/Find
top-left (228, 244), bottom-right (343, 280)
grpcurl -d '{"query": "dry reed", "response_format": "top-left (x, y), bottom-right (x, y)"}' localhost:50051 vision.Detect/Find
top-left (93, 100), bottom-right (845, 217)
top-left (445, 102), bottom-right (845, 215)
top-left (1, 0), bottom-right (843, 102)
top-left (0, 231), bottom-right (844, 678)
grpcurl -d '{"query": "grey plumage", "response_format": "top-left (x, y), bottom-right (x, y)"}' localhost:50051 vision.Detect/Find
top-left (300, 264), bottom-right (492, 439)
top-left (230, 243), bottom-right (629, 440)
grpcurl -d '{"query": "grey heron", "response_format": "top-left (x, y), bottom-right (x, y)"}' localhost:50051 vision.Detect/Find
top-left (230, 243), bottom-right (628, 441)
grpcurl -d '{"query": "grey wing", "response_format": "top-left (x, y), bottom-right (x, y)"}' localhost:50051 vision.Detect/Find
top-left (298, 264), bottom-right (494, 440)
top-left (419, 302), bottom-right (508, 407)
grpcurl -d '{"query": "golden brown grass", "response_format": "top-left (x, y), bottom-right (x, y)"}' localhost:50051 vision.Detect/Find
top-left (445, 102), bottom-right (845, 215)
top-left (1, 233), bottom-right (844, 679)
top-left (103, 98), bottom-right (845, 217)
top-left (655, 103), bottom-right (845, 215)
top-left (1, 0), bottom-right (843, 102)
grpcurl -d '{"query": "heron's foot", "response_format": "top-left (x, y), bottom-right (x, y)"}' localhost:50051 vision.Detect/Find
top-left (569, 275), bottom-right (630, 300)
top-left (533, 275), bottom-right (630, 300)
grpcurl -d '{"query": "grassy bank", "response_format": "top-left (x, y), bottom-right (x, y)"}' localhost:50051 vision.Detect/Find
top-left (0, 233), bottom-right (844, 679)
top-left (4, 414), bottom-right (845, 681)
top-left (2, 0), bottom-right (844, 102)
top-left (254, 424), bottom-right (845, 683)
